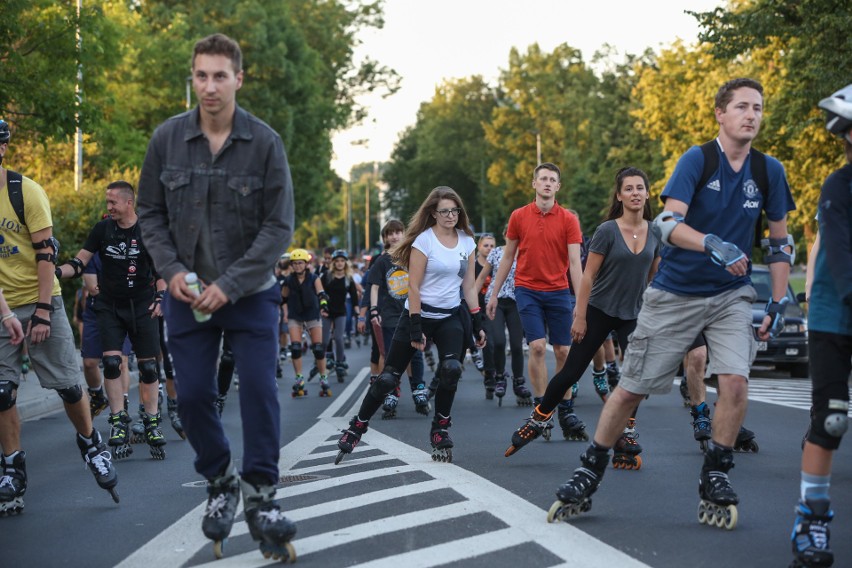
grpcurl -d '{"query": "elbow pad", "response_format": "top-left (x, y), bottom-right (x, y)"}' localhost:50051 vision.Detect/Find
top-left (761, 235), bottom-right (796, 266)
top-left (651, 211), bottom-right (684, 247)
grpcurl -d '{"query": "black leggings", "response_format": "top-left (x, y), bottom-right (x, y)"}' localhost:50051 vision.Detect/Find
top-left (487, 297), bottom-right (525, 378)
top-left (358, 310), bottom-right (465, 419)
top-left (540, 304), bottom-right (636, 413)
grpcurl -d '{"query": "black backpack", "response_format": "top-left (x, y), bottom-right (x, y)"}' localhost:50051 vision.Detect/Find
top-left (4, 170), bottom-right (26, 226)
top-left (694, 140), bottom-right (769, 246)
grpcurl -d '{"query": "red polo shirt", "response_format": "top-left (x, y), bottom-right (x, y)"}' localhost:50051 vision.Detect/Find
top-left (507, 201), bottom-right (581, 291)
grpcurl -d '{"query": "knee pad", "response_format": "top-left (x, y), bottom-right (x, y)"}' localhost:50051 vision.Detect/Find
top-left (312, 342), bottom-right (325, 360)
top-left (0, 380), bottom-right (17, 411)
top-left (289, 342), bottom-right (302, 360)
top-left (808, 399), bottom-right (849, 450)
top-left (369, 367), bottom-right (400, 399)
top-left (102, 354), bottom-right (123, 380)
top-left (56, 384), bottom-right (83, 404)
top-left (138, 358), bottom-right (160, 384)
top-left (438, 358), bottom-right (463, 392)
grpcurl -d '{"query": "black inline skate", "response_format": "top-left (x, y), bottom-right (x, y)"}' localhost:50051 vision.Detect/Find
top-left (470, 347), bottom-right (484, 373)
top-left (513, 376), bottom-right (532, 407)
top-left (291, 375), bottom-right (307, 398)
top-left (605, 360), bottom-right (620, 390)
top-left (0, 451), bottom-right (26, 516)
top-left (557, 401), bottom-right (589, 441)
top-left (679, 377), bottom-right (691, 407)
top-left (335, 360), bottom-right (348, 383)
top-left (697, 444), bottom-right (738, 530)
top-left (107, 410), bottom-right (134, 460)
top-left (592, 368), bottom-right (609, 402)
top-left (612, 417), bottom-right (642, 470)
top-left (430, 414), bottom-right (453, 462)
top-left (734, 425), bottom-right (759, 453)
top-left (691, 403), bottom-right (712, 451)
top-left (76, 430), bottom-right (120, 503)
top-left (548, 444), bottom-right (610, 522)
top-left (88, 388), bottom-right (108, 418)
top-left (167, 397), bottom-right (186, 440)
top-left (215, 393), bottom-right (227, 416)
top-left (382, 381), bottom-right (401, 419)
top-left (335, 416), bottom-right (369, 464)
top-left (412, 385), bottom-right (431, 415)
top-left (426, 375), bottom-right (439, 401)
top-left (307, 364), bottom-right (320, 382)
top-left (130, 404), bottom-right (146, 444)
top-left (790, 498), bottom-right (834, 568)
top-left (505, 405), bottom-right (553, 456)
top-left (533, 397), bottom-right (554, 441)
top-left (141, 412), bottom-right (167, 460)
top-left (241, 479), bottom-right (297, 562)
top-left (483, 370), bottom-right (496, 400)
top-left (319, 375), bottom-right (332, 397)
top-left (203, 461), bottom-right (241, 559)
top-left (494, 373), bottom-right (508, 406)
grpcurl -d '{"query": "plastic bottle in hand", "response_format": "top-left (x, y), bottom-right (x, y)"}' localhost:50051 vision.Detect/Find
top-left (185, 272), bottom-right (212, 322)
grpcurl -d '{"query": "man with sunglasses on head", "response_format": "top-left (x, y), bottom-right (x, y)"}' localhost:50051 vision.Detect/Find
top-left (487, 163), bottom-right (584, 415)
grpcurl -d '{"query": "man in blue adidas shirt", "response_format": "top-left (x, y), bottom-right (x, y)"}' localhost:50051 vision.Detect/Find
top-left (552, 78), bottom-right (795, 529)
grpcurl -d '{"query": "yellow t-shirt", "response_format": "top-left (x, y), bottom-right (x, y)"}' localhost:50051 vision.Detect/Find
top-left (0, 171), bottom-right (62, 307)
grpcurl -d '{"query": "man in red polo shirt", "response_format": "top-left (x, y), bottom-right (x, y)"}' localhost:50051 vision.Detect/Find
top-left (487, 162), bottom-right (583, 408)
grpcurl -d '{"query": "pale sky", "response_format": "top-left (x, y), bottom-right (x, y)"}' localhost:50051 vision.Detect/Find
top-left (331, 0), bottom-right (726, 179)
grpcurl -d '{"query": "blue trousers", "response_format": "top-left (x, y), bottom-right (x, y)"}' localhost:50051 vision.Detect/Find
top-left (164, 285), bottom-right (281, 483)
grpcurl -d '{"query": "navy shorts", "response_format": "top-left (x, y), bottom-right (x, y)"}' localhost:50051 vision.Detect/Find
top-left (514, 286), bottom-right (574, 346)
top-left (81, 306), bottom-right (132, 359)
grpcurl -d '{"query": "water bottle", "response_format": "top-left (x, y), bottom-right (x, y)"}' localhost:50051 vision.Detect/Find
top-left (185, 272), bottom-right (211, 322)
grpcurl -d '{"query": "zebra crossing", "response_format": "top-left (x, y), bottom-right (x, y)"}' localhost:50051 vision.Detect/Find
top-left (707, 377), bottom-right (852, 415)
top-left (117, 370), bottom-right (650, 568)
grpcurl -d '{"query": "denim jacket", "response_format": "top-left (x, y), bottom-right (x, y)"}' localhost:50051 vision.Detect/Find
top-left (137, 105), bottom-right (294, 303)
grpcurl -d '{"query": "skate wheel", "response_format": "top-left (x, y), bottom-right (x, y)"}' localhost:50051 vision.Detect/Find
top-left (722, 504), bottom-right (737, 530)
top-left (109, 487), bottom-right (120, 503)
top-left (504, 445), bottom-right (518, 457)
top-left (699, 439), bottom-right (709, 452)
top-left (547, 500), bottom-right (564, 523)
top-left (497, 396), bottom-right (503, 407)
top-left (334, 450), bottom-right (346, 465)
top-left (283, 541), bottom-right (297, 563)
top-left (213, 539), bottom-right (226, 559)
top-left (634, 455), bottom-right (642, 469)
top-left (542, 430), bottom-right (552, 442)
top-left (697, 501), bottom-right (709, 524)
top-left (714, 505), bottom-right (726, 528)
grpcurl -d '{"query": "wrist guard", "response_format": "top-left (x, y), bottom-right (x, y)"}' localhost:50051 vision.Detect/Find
top-left (765, 297), bottom-right (789, 338)
top-left (35, 302), bottom-right (55, 313)
top-left (30, 314), bottom-right (51, 328)
top-left (369, 306), bottom-right (380, 322)
top-left (470, 310), bottom-right (483, 340)
top-left (409, 313), bottom-right (423, 343)
top-left (703, 234), bottom-right (746, 268)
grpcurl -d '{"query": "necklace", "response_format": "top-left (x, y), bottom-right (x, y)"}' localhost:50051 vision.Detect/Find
top-left (633, 233), bottom-right (638, 239)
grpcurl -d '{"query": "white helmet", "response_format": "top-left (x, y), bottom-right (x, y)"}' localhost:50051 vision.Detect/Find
top-left (818, 84), bottom-right (852, 140)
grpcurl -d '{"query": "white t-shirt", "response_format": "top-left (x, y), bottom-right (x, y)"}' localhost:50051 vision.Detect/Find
top-left (406, 228), bottom-right (475, 319)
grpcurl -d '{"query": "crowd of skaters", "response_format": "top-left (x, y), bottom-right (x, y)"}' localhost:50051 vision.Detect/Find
top-left (0, 30), bottom-right (848, 568)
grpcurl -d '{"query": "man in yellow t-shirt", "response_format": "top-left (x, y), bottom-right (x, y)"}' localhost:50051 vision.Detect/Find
top-left (0, 119), bottom-right (118, 514)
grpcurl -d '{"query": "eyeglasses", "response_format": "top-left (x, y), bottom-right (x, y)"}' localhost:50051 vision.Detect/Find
top-left (436, 208), bottom-right (462, 218)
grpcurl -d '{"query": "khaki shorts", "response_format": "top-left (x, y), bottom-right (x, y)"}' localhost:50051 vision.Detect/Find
top-left (288, 318), bottom-right (322, 331)
top-left (618, 286), bottom-right (757, 396)
top-left (0, 296), bottom-right (84, 390)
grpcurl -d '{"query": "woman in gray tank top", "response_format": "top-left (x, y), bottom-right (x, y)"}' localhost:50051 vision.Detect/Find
top-left (504, 167), bottom-right (660, 467)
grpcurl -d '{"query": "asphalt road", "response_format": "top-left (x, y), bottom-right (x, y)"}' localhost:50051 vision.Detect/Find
top-left (4, 341), bottom-right (850, 568)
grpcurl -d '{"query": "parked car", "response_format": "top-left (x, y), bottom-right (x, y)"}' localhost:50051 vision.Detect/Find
top-left (750, 265), bottom-right (808, 377)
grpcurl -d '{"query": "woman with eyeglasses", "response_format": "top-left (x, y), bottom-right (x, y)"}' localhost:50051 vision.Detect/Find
top-left (472, 233), bottom-right (496, 394)
top-left (336, 186), bottom-right (486, 463)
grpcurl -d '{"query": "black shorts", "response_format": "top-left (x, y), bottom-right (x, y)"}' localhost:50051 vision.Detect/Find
top-left (93, 295), bottom-right (160, 359)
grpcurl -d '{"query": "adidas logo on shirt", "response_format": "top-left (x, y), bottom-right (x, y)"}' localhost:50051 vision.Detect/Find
top-left (706, 180), bottom-right (721, 192)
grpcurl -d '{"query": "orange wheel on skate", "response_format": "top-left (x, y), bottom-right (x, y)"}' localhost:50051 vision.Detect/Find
top-left (634, 455), bottom-right (643, 469)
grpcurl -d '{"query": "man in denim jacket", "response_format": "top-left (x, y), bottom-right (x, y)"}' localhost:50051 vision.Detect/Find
top-left (137, 33), bottom-right (297, 557)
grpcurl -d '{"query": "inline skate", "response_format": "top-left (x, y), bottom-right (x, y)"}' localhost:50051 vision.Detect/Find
top-left (107, 410), bottom-right (134, 460)
top-left (494, 373), bottom-right (508, 406)
top-left (505, 405), bottom-right (553, 456)
top-left (691, 403), bottom-right (712, 451)
top-left (592, 368), bottom-right (609, 402)
top-left (483, 370), bottom-right (496, 400)
top-left (215, 393), bottom-right (227, 416)
top-left (203, 462), bottom-right (241, 559)
top-left (679, 377), bottom-right (691, 407)
top-left (605, 360), bottom-right (620, 390)
top-left (335, 416), bottom-right (369, 464)
top-left (291, 375), bottom-right (307, 398)
top-left (130, 404), bottom-right (146, 444)
top-left (76, 430), bottom-right (120, 503)
top-left (0, 451), bottom-right (26, 516)
top-left (734, 425), bottom-right (759, 453)
top-left (424, 346), bottom-right (436, 372)
top-left (426, 375), bottom-right (439, 401)
top-left (241, 479), bottom-right (297, 562)
top-left (548, 444), bottom-right (610, 522)
top-left (789, 498), bottom-right (833, 568)
top-left (470, 348), bottom-right (484, 373)
top-left (319, 375), bottom-right (332, 397)
top-left (430, 414), bottom-right (453, 462)
top-left (557, 401), bottom-right (589, 441)
top-left (412, 385), bottom-right (431, 415)
top-left (612, 418), bottom-right (642, 470)
top-left (513, 376), bottom-right (532, 407)
top-left (88, 388), bottom-right (108, 418)
top-left (533, 397), bottom-right (554, 441)
top-left (382, 380), bottom-right (401, 419)
top-left (167, 397), bottom-right (185, 440)
top-left (697, 444), bottom-right (738, 530)
top-left (307, 364), bottom-right (320, 382)
top-left (335, 360), bottom-right (348, 383)
top-left (141, 412), bottom-right (167, 460)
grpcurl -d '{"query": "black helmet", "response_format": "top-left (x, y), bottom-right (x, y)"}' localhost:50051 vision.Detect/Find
top-left (0, 119), bottom-right (9, 144)
top-left (818, 84), bottom-right (852, 139)
top-left (332, 249), bottom-right (348, 260)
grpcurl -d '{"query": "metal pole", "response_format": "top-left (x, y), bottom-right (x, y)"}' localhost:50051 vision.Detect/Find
top-left (536, 131), bottom-right (542, 165)
top-left (74, 0), bottom-right (83, 192)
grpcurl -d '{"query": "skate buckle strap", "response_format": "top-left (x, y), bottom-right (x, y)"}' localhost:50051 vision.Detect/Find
top-left (0, 475), bottom-right (15, 489)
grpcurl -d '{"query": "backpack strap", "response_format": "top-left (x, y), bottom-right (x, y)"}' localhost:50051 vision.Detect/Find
top-left (5, 170), bottom-right (26, 226)
top-left (748, 148), bottom-right (769, 244)
top-left (694, 141), bottom-right (720, 202)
